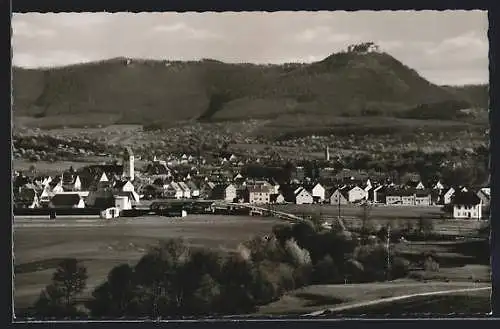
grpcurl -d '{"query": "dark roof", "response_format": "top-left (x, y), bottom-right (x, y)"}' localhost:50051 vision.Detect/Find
top-left (415, 189), bottom-right (431, 197)
top-left (406, 180), bottom-right (423, 188)
top-left (62, 172), bottom-right (75, 185)
top-left (50, 194), bottom-right (82, 206)
top-left (269, 193), bottom-right (283, 202)
top-left (247, 186), bottom-right (271, 193)
top-left (115, 191), bottom-right (139, 202)
top-left (452, 191), bottom-right (481, 205)
top-left (48, 180), bottom-right (61, 188)
top-left (330, 187), bottom-right (349, 198)
top-left (385, 187), bottom-right (409, 196)
top-left (86, 164), bottom-right (124, 176)
top-left (146, 162), bottom-right (170, 175)
top-left (114, 180), bottom-right (128, 189)
top-left (94, 197), bottom-right (115, 209)
top-left (211, 184), bottom-right (231, 195)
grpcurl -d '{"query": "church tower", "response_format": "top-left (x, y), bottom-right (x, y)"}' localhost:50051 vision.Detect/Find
top-left (122, 147), bottom-right (135, 181)
top-left (325, 146), bottom-right (330, 161)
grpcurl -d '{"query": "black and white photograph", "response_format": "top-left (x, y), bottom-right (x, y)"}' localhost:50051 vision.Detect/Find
top-left (11, 10), bottom-right (491, 320)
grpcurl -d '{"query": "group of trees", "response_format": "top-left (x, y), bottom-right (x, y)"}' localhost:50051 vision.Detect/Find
top-left (26, 219), bottom-right (414, 320)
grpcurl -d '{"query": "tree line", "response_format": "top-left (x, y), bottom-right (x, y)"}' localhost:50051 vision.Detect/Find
top-left (22, 220), bottom-right (415, 320)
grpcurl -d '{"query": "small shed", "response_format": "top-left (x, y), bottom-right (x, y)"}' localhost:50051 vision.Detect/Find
top-left (100, 207), bottom-right (120, 219)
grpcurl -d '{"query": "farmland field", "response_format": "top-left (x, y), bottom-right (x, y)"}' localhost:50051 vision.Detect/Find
top-left (13, 159), bottom-right (104, 174)
top-left (258, 280), bottom-right (491, 316)
top-left (274, 204), bottom-right (487, 234)
top-left (274, 204), bottom-right (445, 219)
top-left (324, 292), bottom-right (491, 316)
top-left (13, 215), bottom-right (282, 310)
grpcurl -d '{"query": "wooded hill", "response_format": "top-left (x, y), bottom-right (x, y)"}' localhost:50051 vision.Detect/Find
top-left (13, 49), bottom-right (488, 128)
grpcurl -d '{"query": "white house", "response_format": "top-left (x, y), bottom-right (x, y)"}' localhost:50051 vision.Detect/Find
top-left (311, 183), bottom-right (326, 202)
top-left (347, 186), bottom-right (367, 203)
top-left (115, 180), bottom-right (135, 193)
top-left (40, 187), bottom-right (52, 205)
top-left (433, 180), bottom-right (445, 190)
top-left (269, 181), bottom-right (280, 195)
top-left (114, 195), bottom-right (132, 211)
top-left (476, 187), bottom-right (491, 211)
top-left (187, 181), bottom-right (200, 198)
top-left (211, 183), bottom-right (237, 202)
top-left (363, 179), bottom-right (373, 193)
top-left (295, 187), bottom-right (313, 205)
top-left (178, 181), bottom-right (191, 198)
top-left (42, 176), bottom-right (53, 187)
top-left (100, 207), bottom-right (120, 219)
top-left (73, 175), bottom-right (82, 191)
top-left (452, 191), bottom-right (482, 220)
top-left (51, 182), bottom-right (64, 194)
top-left (415, 181), bottom-right (425, 190)
top-left (372, 185), bottom-right (385, 204)
top-left (270, 193), bottom-right (285, 204)
top-left (99, 172), bottom-right (109, 183)
top-left (443, 187), bottom-right (455, 205)
top-left (168, 182), bottom-right (184, 199)
top-left (247, 186), bottom-right (271, 205)
top-left (329, 188), bottom-right (349, 205)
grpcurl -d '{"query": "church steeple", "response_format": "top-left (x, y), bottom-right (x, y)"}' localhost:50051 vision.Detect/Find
top-left (122, 147), bottom-right (135, 181)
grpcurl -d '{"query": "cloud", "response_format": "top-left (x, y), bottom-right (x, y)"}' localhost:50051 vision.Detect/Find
top-left (48, 13), bottom-right (111, 28)
top-left (13, 50), bottom-right (94, 68)
top-left (295, 26), bottom-right (354, 44)
top-left (152, 23), bottom-right (221, 40)
top-left (426, 31), bottom-right (488, 60)
top-left (421, 68), bottom-right (489, 86)
top-left (12, 20), bottom-right (56, 39)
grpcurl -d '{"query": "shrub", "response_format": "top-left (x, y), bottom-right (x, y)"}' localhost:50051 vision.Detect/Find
top-left (284, 238), bottom-right (312, 267)
top-left (312, 255), bottom-right (343, 284)
top-left (391, 257), bottom-right (411, 279)
top-left (424, 256), bottom-right (440, 272)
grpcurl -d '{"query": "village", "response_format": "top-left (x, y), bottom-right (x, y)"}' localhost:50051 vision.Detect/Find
top-left (12, 145), bottom-right (490, 221)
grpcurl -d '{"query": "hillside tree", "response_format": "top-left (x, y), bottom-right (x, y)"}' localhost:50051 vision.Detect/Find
top-left (33, 258), bottom-right (88, 318)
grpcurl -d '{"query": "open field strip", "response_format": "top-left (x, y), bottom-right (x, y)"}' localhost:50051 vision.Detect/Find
top-left (303, 286), bottom-right (491, 316)
top-left (259, 280), bottom-right (491, 316)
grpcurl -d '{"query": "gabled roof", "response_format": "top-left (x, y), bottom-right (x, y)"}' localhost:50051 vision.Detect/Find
top-left (347, 185), bottom-right (363, 192)
top-left (452, 191), bottom-right (481, 206)
top-left (415, 189), bottom-right (432, 197)
top-left (114, 191), bottom-right (140, 202)
top-left (178, 181), bottom-right (190, 191)
top-left (145, 162), bottom-right (171, 175)
top-left (295, 187), bottom-right (311, 197)
top-left (269, 193), bottom-right (284, 202)
top-left (50, 193), bottom-right (82, 206)
top-left (169, 182), bottom-right (183, 191)
top-left (114, 180), bottom-right (131, 190)
top-left (330, 187), bottom-right (348, 199)
top-left (247, 185), bottom-right (271, 194)
top-left (186, 181), bottom-right (199, 190)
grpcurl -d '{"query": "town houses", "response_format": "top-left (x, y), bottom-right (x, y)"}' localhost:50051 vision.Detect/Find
top-left (12, 147), bottom-right (490, 220)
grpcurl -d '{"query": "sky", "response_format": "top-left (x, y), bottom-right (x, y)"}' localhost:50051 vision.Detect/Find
top-left (12, 10), bottom-right (488, 85)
